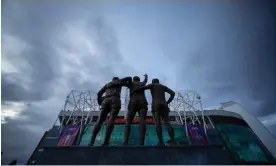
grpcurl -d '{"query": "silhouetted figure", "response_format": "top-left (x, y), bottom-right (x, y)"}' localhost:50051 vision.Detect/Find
top-left (89, 76), bottom-right (132, 146)
top-left (133, 78), bottom-right (175, 146)
top-left (123, 74), bottom-right (148, 145)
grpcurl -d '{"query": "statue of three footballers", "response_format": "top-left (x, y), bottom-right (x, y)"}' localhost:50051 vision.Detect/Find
top-left (89, 74), bottom-right (176, 146)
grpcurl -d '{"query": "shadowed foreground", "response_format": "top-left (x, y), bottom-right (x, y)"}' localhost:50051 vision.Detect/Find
top-left (27, 145), bottom-right (237, 165)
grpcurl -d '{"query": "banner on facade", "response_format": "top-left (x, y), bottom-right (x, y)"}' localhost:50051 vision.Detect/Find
top-left (187, 124), bottom-right (208, 145)
top-left (58, 125), bottom-right (80, 146)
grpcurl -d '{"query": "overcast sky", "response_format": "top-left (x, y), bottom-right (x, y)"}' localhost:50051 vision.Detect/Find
top-left (1, 0), bottom-right (276, 164)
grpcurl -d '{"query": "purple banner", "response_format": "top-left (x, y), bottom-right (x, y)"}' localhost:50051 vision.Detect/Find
top-left (187, 124), bottom-right (208, 145)
top-left (58, 125), bottom-right (80, 146)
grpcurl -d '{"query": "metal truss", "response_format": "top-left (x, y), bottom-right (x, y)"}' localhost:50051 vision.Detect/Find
top-left (169, 90), bottom-right (206, 124)
top-left (56, 89), bottom-right (211, 133)
top-left (58, 90), bottom-right (97, 126)
top-left (168, 90), bottom-right (212, 141)
top-left (57, 88), bottom-right (130, 127)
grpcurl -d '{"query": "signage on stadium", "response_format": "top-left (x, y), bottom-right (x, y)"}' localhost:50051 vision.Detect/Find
top-left (114, 118), bottom-right (155, 124)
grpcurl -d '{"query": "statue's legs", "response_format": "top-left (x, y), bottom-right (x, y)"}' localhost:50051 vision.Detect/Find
top-left (89, 98), bottom-right (109, 146)
top-left (124, 101), bottom-right (148, 145)
top-left (152, 104), bottom-right (164, 146)
top-left (123, 103), bottom-right (136, 145)
top-left (102, 97), bottom-right (121, 146)
top-left (160, 105), bottom-right (175, 145)
top-left (138, 102), bottom-right (148, 145)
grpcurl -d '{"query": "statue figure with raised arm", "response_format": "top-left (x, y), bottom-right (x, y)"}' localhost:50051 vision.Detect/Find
top-left (132, 78), bottom-right (175, 146)
top-left (89, 76), bottom-right (132, 146)
top-left (123, 74), bottom-right (148, 145)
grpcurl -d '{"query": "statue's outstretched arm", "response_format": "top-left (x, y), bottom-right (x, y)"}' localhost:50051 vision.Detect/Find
top-left (142, 73), bottom-right (148, 86)
top-left (132, 84), bottom-right (153, 95)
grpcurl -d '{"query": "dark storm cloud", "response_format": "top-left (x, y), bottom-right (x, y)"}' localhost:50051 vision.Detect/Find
top-left (1, 1), bottom-right (62, 103)
top-left (1, 73), bottom-right (41, 102)
top-left (1, 1), bottom-right (136, 164)
top-left (1, 0), bottom-right (132, 102)
top-left (175, 1), bottom-right (276, 117)
top-left (87, 17), bottom-right (123, 62)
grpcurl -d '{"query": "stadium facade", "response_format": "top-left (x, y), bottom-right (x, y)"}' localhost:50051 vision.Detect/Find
top-left (26, 90), bottom-right (276, 165)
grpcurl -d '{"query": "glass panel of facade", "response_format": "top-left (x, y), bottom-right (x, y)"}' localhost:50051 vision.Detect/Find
top-left (216, 124), bottom-right (272, 162)
top-left (129, 125), bottom-right (140, 145)
top-left (109, 125), bottom-right (124, 145)
top-left (169, 125), bottom-right (189, 145)
top-left (145, 125), bottom-right (158, 145)
top-left (79, 125), bottom-right (104, 146)
top-left (206, 128), bottom-right (224, 146)
top-left (79, 124), bottom-right (189, 146)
